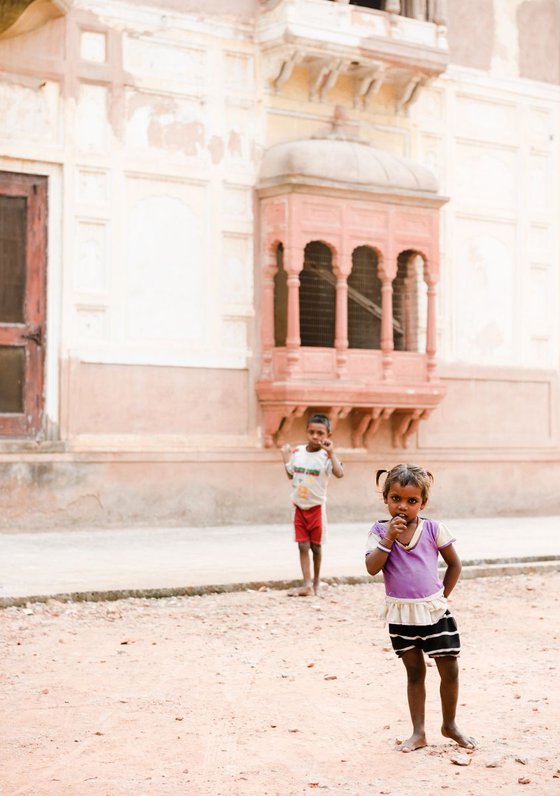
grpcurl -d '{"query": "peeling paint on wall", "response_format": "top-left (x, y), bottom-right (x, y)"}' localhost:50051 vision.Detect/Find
top-left (518, 0), bottom-right (560, 84)
top-left (208, 134), bottom-right (225, 164)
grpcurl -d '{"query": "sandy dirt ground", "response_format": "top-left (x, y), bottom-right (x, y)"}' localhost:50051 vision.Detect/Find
top-left (1, 572), bottom-right (559, 796)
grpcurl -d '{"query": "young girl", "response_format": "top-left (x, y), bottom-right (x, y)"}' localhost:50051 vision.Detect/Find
top-left (365, 463), bottom-right (476, 753)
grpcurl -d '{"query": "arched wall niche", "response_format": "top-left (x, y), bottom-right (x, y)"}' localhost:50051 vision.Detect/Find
top-left (257, 137), bottom-right (448, 449)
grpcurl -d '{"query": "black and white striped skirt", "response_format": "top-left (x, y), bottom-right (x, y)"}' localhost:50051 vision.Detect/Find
top-left (388, 610), bottom-right (461, 658)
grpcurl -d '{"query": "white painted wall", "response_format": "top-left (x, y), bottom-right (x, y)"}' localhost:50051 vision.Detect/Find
top-left (412, 70), bottom-right (560, 370)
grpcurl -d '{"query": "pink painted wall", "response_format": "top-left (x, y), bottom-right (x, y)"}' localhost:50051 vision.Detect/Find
top-left (63, 362), bottom-right (250, 436)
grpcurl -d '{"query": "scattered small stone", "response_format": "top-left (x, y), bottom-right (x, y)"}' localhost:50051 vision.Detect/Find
top-left (485, 756), bottom-right (503, 768)
top-left (515, 756), bottom-right (528, 765)
top-left (451, 754), bottom-right (471, 767)
top-left (323, 675), bottom-right (337, 680)
top-left (518, 777), bottom-right (531, 785)
top-left (175, 716), bottom-right (184, 721)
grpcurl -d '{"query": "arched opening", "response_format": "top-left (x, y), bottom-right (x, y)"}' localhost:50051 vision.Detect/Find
top-left (347, 245), bottom-right (382, 349)
top-left (299, 241), bottom-right (336, 347)
top-left (393, 250), bottom-right (427, 352)
top-left (273, 243), bottom-right (287, 346)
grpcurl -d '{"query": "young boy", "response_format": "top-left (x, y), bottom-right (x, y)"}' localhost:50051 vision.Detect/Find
top-left (281, 413), bottom-right (344, 596)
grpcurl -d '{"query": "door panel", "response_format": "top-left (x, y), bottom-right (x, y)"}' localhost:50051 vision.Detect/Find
top-left (0, 172), bottom-right (47, 437)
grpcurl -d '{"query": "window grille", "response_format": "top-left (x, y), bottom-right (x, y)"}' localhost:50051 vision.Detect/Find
top-left (299, 241), bottom-right (336, 347)
top-left (0, 195), bottom-right (26, 324)
top-left (273, 243), bottom-right (288, 346)
top-left (347, 246), bottom-right (382, 349)
top-left (393, 250), bottom-right (426, 351)
top-left (325, 1), bottom-right (436, 20)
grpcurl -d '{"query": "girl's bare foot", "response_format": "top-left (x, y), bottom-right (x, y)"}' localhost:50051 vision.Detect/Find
top-left (395, 733), bottom-right (427, 752)
top-left (287, 585), bottom-right (313, 597)
top-left (442, 723), bottom-right (476, 749)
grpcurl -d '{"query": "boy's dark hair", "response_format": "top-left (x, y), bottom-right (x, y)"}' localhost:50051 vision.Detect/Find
top-left (307, 413), bottom-right (331, 433)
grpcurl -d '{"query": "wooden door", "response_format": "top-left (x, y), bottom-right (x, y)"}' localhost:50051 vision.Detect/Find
top-left (0, 172), bottom-right (47, 437)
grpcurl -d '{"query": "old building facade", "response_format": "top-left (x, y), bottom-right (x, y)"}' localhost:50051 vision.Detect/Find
top-left (0, 0), bottom-right (559, 527)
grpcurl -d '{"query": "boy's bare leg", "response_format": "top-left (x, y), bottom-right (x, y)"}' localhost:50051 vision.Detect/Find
top-left (434, 656), bottom-right (476, 749)
top-left (288, 542), bottom-right (313, 596)
top-left (395, 648), bottom-right (428, 752)
top-left (311, 543), bottom-right (322, 595)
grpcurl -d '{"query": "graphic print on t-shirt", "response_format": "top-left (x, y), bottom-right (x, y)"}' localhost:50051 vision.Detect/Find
top-left (287, 447), bottom-right (332, 509)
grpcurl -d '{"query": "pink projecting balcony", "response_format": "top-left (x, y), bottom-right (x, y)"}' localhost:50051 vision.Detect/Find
top-left (256, 133), bottom-right (448, 448)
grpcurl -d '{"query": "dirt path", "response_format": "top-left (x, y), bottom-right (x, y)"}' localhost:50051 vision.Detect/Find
top-left (1, 572), bottom-right (559, 795)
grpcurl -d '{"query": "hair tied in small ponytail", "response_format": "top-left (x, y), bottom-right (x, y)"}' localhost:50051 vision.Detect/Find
top-left (375, 469), bottom-right (388, 487)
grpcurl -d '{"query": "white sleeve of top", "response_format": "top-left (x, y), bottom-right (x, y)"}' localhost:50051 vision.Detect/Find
top-left (285, 447), bottom-right (297, 475)
top-left (365, 527), bottom-right (381, 556)
top-left (436, 521), bottom-right (455, 548)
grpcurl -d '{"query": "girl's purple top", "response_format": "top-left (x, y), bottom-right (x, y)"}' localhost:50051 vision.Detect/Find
top-left (369, 519), bottom-right (455, 599)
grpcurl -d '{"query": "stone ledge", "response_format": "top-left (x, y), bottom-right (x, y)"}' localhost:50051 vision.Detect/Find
top-left (1, 558), bottom-right (558, 609)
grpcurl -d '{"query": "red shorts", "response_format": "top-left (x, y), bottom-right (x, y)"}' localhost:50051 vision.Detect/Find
top-left (293, 504), bottom-right (325, 545)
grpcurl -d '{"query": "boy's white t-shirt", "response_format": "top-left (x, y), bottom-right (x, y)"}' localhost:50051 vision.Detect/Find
top-left (286, 445), bottom-right (333, 509)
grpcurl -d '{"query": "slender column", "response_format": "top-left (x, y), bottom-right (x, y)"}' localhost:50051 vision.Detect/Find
top-left (426, 275), bottom-right (438, 381)
top-left (285, 246), bottom-right (303, 377)
top-left (385, 0), bottom-right (401, 12)
top-left (431, 0), bottom-right (448, 25)
top-left (380, 276), bottom-right (394, 380)
top-left (261, 256), bottom-right (276, 379)
top-left (334, 268), bottom-right (349, 379)
top-left (410, 0), bottom-right (427, 20)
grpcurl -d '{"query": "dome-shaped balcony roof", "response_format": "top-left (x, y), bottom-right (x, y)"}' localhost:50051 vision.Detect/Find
top-left (259, 136), bottom-right (440, 199)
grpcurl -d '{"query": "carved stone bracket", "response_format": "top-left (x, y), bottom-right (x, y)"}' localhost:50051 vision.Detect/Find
top-left (271, 48), bottom-right (304, 93)
top-left (276, 405), bottom-right (306, 447)
top-left (327, 406), bottom-right (351, 433)
top-left (309, 57), bottom-right (347, 102)
top-left (395, 73), bottom-right (427, 115)
top-left (391, 408), bottom-right (431, 448)
top-left (353, 65), bottom-right (387, 109)
top-left (351, 407), bottom-right (394, 448)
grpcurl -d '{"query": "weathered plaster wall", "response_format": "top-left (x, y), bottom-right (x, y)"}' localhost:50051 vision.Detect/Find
top-left (518, 0), bottom-right (560, 84)
top-left (2, 453), bottom-right (560, 530)
top-left (411, 72), bottom-right (559, 372)
top-left (448, 0), bottom-right (560, 84)
top-left (446, 0), bottom-right (495, 71)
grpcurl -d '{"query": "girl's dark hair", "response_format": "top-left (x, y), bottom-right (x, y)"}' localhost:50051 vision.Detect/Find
top-left (376, 463), bottom-right (434, 503)
top-left (307, 413), bottom-right (331, 433)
